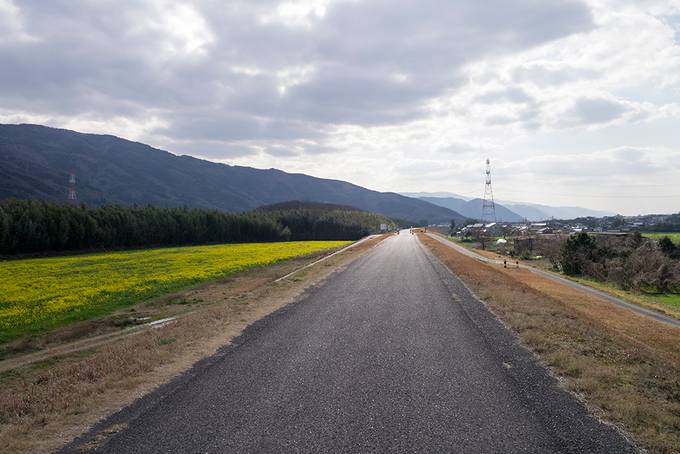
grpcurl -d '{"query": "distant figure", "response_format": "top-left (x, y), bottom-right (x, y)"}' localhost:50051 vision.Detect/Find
top-left (504, 259), bottom-right (507, 268)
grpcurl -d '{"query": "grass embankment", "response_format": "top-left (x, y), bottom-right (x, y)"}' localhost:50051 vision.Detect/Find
top-left (570, 276), bottom-right (680, 320)
top-left (448, 235), bottom-right (680, 318)
top-left (421, 234), bottom-right (680, 453)
top-left (0, 241), bottom-right (350, 343)
top-left (642, 232), bottom-right (680, 244)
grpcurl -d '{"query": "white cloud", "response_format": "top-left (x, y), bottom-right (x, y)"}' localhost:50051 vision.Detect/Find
top-left (0, 0), bottom-right (35, 43)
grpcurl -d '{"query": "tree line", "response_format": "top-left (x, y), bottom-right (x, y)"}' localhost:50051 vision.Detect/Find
top-left (551, 232), bottom-right (680, 293)
top-left (0, 199), bottom-right (394, 256)
top-left (255, 201), bottom-right (397, 241)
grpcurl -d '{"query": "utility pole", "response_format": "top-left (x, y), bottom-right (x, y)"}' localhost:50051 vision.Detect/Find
top-left (481, 158), bottom-right (496, 223)
top-left (67, 171), bottom-right (77, 204)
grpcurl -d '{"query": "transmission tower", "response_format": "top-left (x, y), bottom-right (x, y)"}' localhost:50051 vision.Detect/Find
top-left (67, 171), bottom-right (77, 204)
top-left (481, 158), bottom-right (496, 223)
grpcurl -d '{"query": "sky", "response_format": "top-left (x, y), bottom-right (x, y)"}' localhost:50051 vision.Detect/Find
top-left (1, 0), bottom-right (680, 215)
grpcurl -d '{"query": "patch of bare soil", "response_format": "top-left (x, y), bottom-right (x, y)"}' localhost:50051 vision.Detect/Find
top-left (0, 235), bottom-right (387, 454)
top-left (420, 234), bottom-right (680, 454)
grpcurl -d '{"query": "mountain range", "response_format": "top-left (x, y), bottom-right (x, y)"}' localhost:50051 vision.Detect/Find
top-left (402, 191), bottom-right (615, 221)
top-left (418, 196), bottom-right (524, 223)
top-left (0, 124), bottom-right (465, 224)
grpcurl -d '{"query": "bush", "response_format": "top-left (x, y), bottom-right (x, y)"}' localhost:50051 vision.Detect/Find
top-left (659, 236), bottom-right (680, 259)
top-left (561, 232), bottom-right (596, 275)
top-left (558, 232), bottom-right (680, 293)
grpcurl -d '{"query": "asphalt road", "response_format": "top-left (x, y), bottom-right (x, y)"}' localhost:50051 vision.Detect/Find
top-left (63, 232), bottom-right (636, 453)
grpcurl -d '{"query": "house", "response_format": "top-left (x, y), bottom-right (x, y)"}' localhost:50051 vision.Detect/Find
top-left (460, 223), bottom-right (485, 237)
top-left (529, 222), bottom-right (547, 233)
top-left (484, 222), bottom-right (504, 237)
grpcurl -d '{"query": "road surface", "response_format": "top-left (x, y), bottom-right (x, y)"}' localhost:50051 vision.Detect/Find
top-left (426, 232), bottom-right (680, 328)
top-left (63, 232), bottom-right (635, 453)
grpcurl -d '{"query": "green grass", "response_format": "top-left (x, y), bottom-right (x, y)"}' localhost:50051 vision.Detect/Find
top-left (642, 232), bottom-right (680, 244)
top-left (569, 276), bottom-right (680, 318)
top-left (0, 241), bottom-right (350, 343)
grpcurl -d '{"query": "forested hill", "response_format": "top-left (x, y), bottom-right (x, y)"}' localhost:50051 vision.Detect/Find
top-left (0, 124), bottom-right (464, 224)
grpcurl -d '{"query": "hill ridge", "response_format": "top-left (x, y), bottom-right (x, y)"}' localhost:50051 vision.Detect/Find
top-left (0, 123), bottom-right (464, 224)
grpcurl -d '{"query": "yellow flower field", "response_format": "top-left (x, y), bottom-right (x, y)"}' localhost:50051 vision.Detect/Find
top-left (0, 241), bottom-right (349, 343)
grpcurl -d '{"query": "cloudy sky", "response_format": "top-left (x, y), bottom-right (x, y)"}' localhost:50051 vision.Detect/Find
top-left (1, 0), bottom-right (680, 215)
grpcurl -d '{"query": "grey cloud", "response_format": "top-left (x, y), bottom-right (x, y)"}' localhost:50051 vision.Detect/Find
top-left (508, 149), bottom-right (661, 177)
top-left (485, 115), bottom-right (518, 126)
top-left (158, 112), bottom-right (325, 142)
top-left (264, 145), bottom-right (299, 158)
top-left (0, 0), bottom-right (593, 151)
top-left (568, 97), bottom-right (629, 125)
top-left (483, 102), bottom-right (543, 129)
top-left (613, 147), bottom-right (644, 161)
top-left (475, 88), bottom-right (534, 104)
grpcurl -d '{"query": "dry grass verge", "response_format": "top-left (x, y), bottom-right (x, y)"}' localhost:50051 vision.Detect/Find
top-left (0, 235), bottom-right (387, 454)
top-left (420, 234), bottom-right (680, 454)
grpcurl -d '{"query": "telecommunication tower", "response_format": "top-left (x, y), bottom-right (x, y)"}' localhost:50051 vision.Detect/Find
top-left (481, 158), bottom-right (496, 223)
top-left (67, 171), bottom-right (77, 203)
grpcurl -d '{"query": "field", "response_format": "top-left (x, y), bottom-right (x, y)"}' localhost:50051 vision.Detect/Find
top-left (642, 232), bottom-right (680, 244)
top-left (0, 241), bottom-right (349, 343)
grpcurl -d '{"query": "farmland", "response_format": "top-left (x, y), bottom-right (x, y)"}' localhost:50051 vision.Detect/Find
top-left (0, 241), bottom-right (349, 343)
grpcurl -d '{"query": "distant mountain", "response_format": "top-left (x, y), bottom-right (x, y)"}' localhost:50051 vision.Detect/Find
top-left (499, 201), bottom-right (615, 221)
top-left (0, 124), bottom-right (465, 224)
top-left (419, 196), bottom-right (524, 222)
top-left (402, 191), bottom-right (615, 221)
top-left (497, 203), bottom-right (550, 222)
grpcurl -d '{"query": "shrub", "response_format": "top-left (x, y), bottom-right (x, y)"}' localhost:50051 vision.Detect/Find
top-left (561, 232), bottom-right (596, 275)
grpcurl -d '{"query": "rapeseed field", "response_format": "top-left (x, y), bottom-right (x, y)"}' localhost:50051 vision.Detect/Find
top-left (0, 241), bottom-right (349, 343)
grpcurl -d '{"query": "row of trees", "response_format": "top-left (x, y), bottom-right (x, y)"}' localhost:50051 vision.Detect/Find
top-left (645, 213), bottom-right (680, 232)
top-left (255, 201), bottom-right (397, 241)
top-left (559, 232), bottom-right (680, 293)
top-left (0, 200), bottom-right (291, 255)
top-left (0, 199), bottom-right (395, 256)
